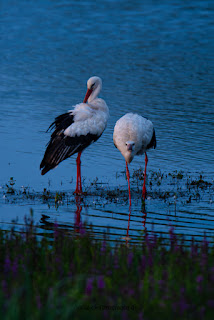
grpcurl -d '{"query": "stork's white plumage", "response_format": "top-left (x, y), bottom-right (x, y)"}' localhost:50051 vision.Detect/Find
top-left (40, 76), bottom-right (109, 194)
top-left (113, 113), bottom-right (156, 203)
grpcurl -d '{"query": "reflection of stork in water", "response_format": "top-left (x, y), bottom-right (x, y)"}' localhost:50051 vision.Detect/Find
top-left (74, 196), bottom-right (83, 233)
top-left (113, 113), bottom-right (156, 204)
top-left (40, 76), bottom-right (109, 195)
top-left (40, 196), bottom-right (84, 235)
top-left (125, 205), bottom-right (132, 245)
top-left (125, 203), bottom-right (148, 245)
top-left (142, 202), bottom-right (147, 232)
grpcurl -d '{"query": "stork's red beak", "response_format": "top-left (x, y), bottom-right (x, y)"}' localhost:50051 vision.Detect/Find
top-left (83, 88), bottom-right (92, 103)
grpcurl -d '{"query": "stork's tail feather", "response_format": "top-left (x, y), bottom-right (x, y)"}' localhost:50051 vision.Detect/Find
top-left (147, 128), bottom-right (156, 150)
top-left (40, 154), bottom-right (57, 175)
top-left (40, 165), bottom-right (53, 175)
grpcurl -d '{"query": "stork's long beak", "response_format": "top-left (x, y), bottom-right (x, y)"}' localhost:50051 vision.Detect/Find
top-left (83, 88), bottom-right (92, 103)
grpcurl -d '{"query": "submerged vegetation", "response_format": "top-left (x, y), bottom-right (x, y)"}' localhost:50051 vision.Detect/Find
top-left (2, 170), bottom-right (213, 206)
top-left (1, 214), bottom-right (214, 319)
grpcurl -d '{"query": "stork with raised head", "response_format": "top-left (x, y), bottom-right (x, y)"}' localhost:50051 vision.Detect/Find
top-left (40, 76), bottom-right (109, 194)
top-left (113, 113), bottom-right (156, 204)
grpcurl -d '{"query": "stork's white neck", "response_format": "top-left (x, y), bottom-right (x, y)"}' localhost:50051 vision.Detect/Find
top-left (88, 83), bottom-right (101, 103)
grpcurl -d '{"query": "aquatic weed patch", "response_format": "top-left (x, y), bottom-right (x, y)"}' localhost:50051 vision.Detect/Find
top-left (1, 216), bottom-right (214, 319)
top-left (1, 171), bottom-right (213, 207)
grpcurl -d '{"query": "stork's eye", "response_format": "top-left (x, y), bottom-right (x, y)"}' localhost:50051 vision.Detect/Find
top-left (91, 83), bottom-right (96, 89)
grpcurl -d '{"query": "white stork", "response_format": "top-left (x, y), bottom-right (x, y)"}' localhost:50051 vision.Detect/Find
top-left (40, 76), bottom-right (109, 194)
top-left (113, 113), bottom-right (156, 204)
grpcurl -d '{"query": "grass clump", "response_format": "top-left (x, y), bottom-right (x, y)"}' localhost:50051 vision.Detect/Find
top-left (1, 215), bottom-right (214, 319)
top-left (5, 177), bottom-right (16, 194)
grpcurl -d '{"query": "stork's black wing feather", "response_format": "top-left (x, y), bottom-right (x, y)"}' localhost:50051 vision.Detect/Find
top-left (40, 131), bottom-right (100, 175)
top-left (47, 112), bottom-right (74, 138)
top-left (147, 128), bottom-right (156, 150)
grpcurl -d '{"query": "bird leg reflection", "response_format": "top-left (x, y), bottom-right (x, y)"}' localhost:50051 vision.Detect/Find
top-left (125, 204), bottom-right (132, 245)
top-left (122, 162), bottom-right (132, 246)
top-left (141, 201), bottom-right (147, 232)
top-left (74, 195), bottom-right (82, 233)
top-left (126, 161), bottom-right (132, 207)
top-left (142, 152), bottom-right (148, 200)
top-left (74, 152), bottom-right (82, 195)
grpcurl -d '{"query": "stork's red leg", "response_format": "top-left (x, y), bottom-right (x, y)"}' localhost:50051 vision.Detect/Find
top-left (74, 152), bottom-right (82, 195)
top-left (142, 152), bottom-right (148, 200)
top-left (126, 161), bottom-right (132, 207)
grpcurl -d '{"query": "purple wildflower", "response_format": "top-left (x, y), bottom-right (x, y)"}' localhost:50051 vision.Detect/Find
top-left (196, 274), bottom-right (203, 292)
top-left (122, 311), bottom-right (128, 320)
top-left (114, 251), bottom-right (119, 269)
top-left (158, 280), bottom-right (165, 291)
top-left (202, 233), bottom-right (209, 253)
top-left (49, 287), bottom-right (53, 298)
top-left (162, 270), bottom-right (168, 281)
top-left (54, 221), bottom-right (59, 240)
top-left (210, 266), bottom-right (214, 282)
top-left (48, 287), bottom-right (54, 309)
top-left (97, 276), bottom-right (105, 290)
top-left (1, 279), bottom-right (8, 297)
top-left (121, 285), bottom-right (135, 297)
top-left (141, 255), bottom-right (146, 272)
top-left (79, 223), bottom-right (86, 235)
top-left (180, 287), bottom-right (185, 295)
top-left (200, 253), bottom-right (207, 271)
top-left (152, 233), bottom-right (157, 247)
top-left (207, 300), bottom-right (214, 308)
top-left (103, 310), bottom-right (109, 319)
top-left (148, 275), bottom-right (155, 296)
top-left (172, 301), bottom-right (178, 313)
top-left (138, 311), bottom-right (144, 320)
top-left (179, 298), bottom-right (189, 314)
top-left (148, 254), bottom-right (153, 268)
top-left (101, 240), bottom-right (106, 253)
top-left (36, 295), bottom-right (42, 310)
top-left (4, 255), bottom-right (11, 274)
top-left (85, 278), bottom-right (93, 296)
top-left (55, 255), bottom-right (63, 276)
top-left (199, 306), bottom-right (205, 318)
top-left (145, 234), bottom-right (151, 251)
top-left (68, 262), bottom-right (74, 278)
top-left (12, 257), bottom-right (18, 277)
top-left (127, 252), bottom-right (134, 267)
top-left (107, 270), bottom-right (112, 276)
top-left (158, 271), bottom-right (168, 293)
top-left (22, 262), bottom-right (27, 272)
top-left (191, 238), bottom-right (198, 258)
top-left (169, 227), bottom-right (177, 249)
top-left (128, 287), bottom-right (135, 296)
top-left (138, 280), bottom-right (143, 291)
top-left (196, 275), bottom-right (203, 283)
top-left (173, 295), bottom-right (189, 315)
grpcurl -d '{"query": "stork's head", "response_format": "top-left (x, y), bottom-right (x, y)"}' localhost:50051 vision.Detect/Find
top-left (124, 141), bottom-right (135, 163)
top-left (83, 76), bottom-right (102, 103)
top-left (87, 76), bottom-right (102, 91)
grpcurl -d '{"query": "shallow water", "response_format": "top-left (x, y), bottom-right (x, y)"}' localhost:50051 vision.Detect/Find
top-left (0, 0), bottom-right (213, 241)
